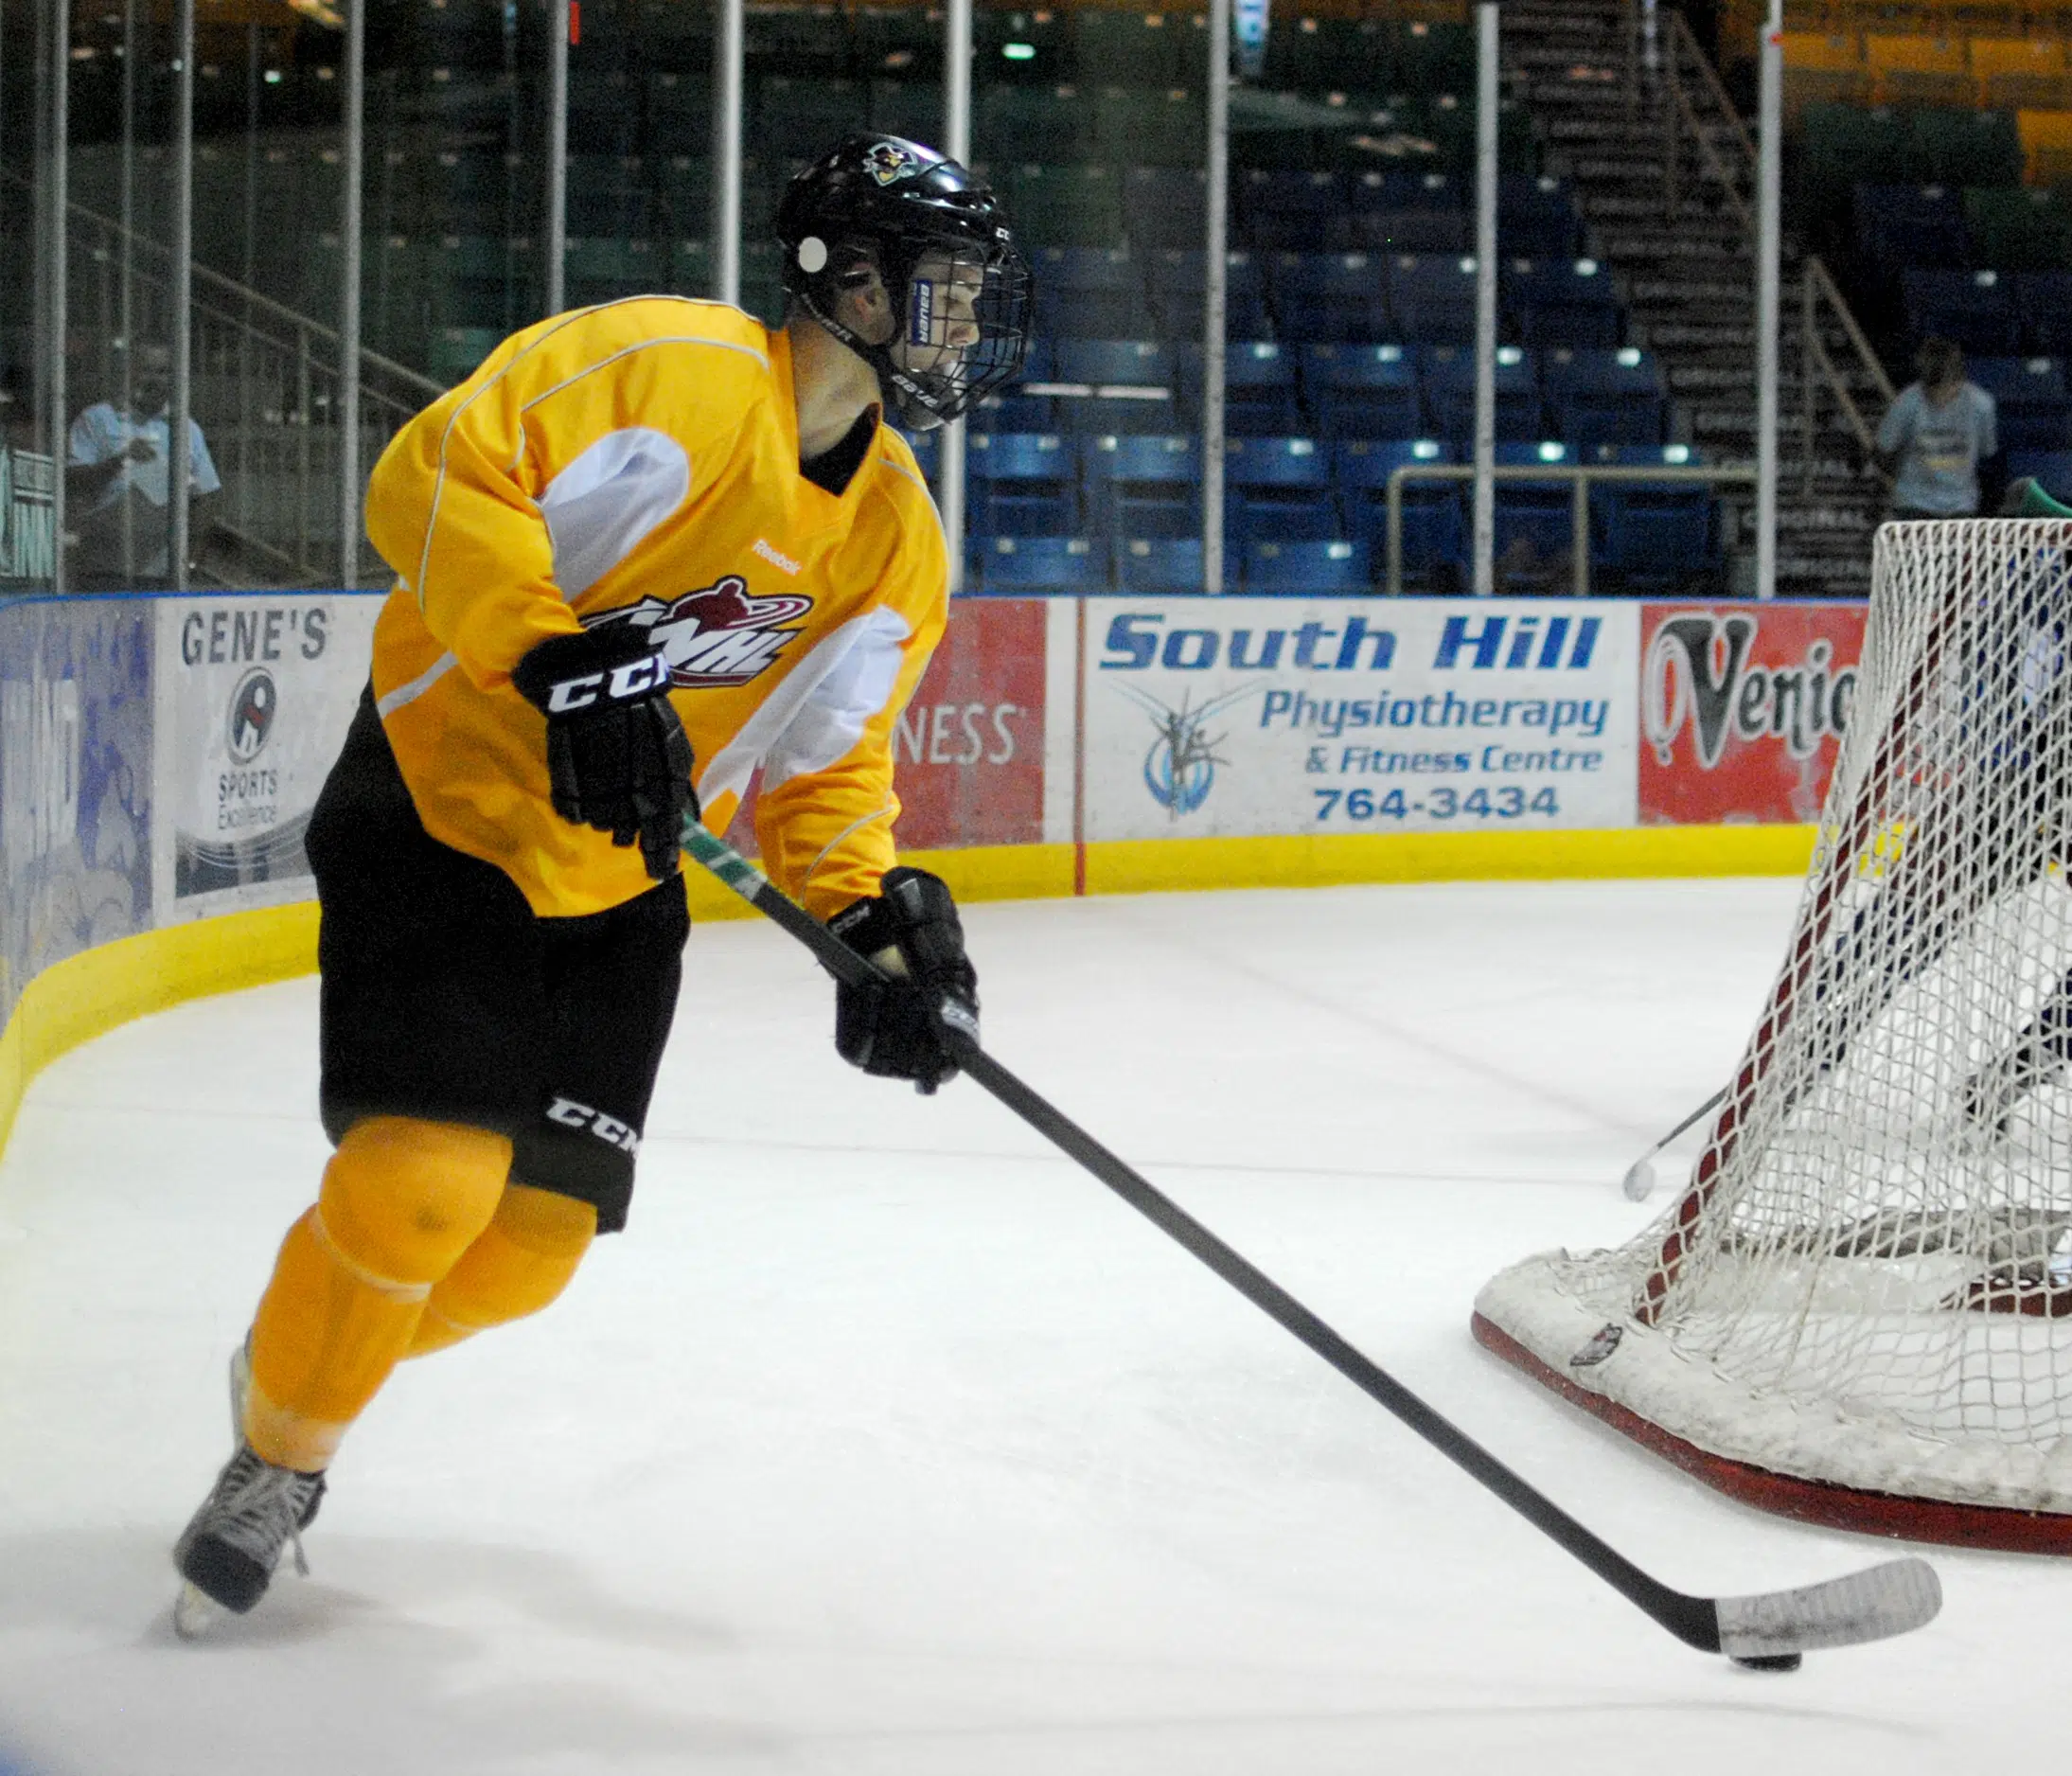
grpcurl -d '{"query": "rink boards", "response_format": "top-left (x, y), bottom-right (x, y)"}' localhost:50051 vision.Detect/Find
top-left (0, 588), bottom-right (1860, 1158)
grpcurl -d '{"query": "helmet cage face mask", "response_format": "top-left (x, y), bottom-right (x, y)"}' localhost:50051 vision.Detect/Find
top-left (796, 229), bottom-right (1031, 431)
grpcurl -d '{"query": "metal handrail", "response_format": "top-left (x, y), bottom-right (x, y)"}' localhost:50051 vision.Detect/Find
top-left (1800, 254), bottom-right (1897, 493)
top-left (1384, 461), bottom-right (1760, 597)
top-left (1662, 12), bottom-right (1754, 234)
top-left (1653, 5), bottom-right (1894, 497)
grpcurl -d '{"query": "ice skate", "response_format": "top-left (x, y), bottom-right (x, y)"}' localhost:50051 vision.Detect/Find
top-left (173, 1350), bottom-right (327, 1639)
top-left (1961, 1039), bottom-right (2062, 1138)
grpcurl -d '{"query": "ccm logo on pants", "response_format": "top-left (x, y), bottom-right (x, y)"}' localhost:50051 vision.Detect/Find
top-left (546, 1096), bottom-right (641, 1154)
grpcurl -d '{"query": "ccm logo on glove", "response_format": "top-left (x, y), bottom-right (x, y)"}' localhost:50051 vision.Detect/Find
top-left (512, 626), bottom-right (699, 882)
top-left (541, 652), bottom-right (672, 713)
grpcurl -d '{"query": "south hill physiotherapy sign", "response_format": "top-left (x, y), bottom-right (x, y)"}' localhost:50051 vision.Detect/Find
top-left (1082, 599), bottom-right (1639, 840)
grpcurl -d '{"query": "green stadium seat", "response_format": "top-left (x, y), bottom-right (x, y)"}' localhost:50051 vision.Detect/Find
top-left (429, 327), bottom-right (503, 383)
top-left (975, 84), bottom-right (1091, 164)
top-left (1793, 103), bottom-right (1921, 229)
top-left (1966, 186), bottom-right (2072, 269)
top-left (666, 238), bottom-right (714, 299)
top-left (1071, 10), bottom-right (1199, 89)
top-left (1093, 86), bottom-right (1202, 169)
top-left (1910, 107), bottom-right (2023, 186)
top-left (870, 79), bottom-right (945, 145)
top-left (973, 9), bottom-right (1071, 85)
top-left (1393, 20), bottom-right (1475, 91)
top-left (857, 4), bottom-right (945, 80)
top-left (1000, 162), bottom-right (1125, 248)
top-left (755, 76), bottom-right (870, 160)
top-left (1264, 17), bottom-right (1393, 97)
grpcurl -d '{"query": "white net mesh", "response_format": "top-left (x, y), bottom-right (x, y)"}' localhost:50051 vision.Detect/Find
top-left (1479, 520), bottom-right (2072, 1517)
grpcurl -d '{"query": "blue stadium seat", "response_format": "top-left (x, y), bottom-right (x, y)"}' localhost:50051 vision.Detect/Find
top-left (1420, 345), bottom-right (1543, 444)
top-left (1049, 391), bottom-right (1185, 433)
top-left (1301, 342), bottom-right (1419, 438)
top-left (1123, 168), bottom-right (1208, 251)
top-left (966, 431), bottom-right (1078, 537)
top-left (1497, 174), bottom-right (1583, 261)
top-left (1351, 210), bottom-right (1470, 255)
top-left (1966, 356), bottom-right (2072, 452)
top-left (1541, 346), bottom-right (1667, 450)
top-left (971, 534), bottom-right (1107, 592)
top-left (972, 391), bottom-right (1057, 432)
top-left (1175, 339), bottom-right (1303, 433)
top-left (1901, 267), bottom-right (2022, 355)
top-left (1116, 536), bottom-right (1206, 593)
top-left (1239, 169), bottom-right (1350, 251)
top-left (1493, 440), bottom-right (1580, 580)
top-left (1388, 254), bottom-right (1479, 346)
top-left (1269, 253), bottom-right (1392, 344)
top-left (1350, 169), bottom-right (1462, 213)
top-left (1502, 258), bottom-right (1622, 349)
top-left (1244, 538), bottom-right (1372, 594)
top-left (1224, 434), bottom-right (1337, 542)
top-left (2018, 273), bottom-right (2072, 355)
top-left (2010, 448), bottom-right (2072, 501)
top-left (1589, 444), bottom-right (1719, 588)
top-left (1334, 437), bottom-right (1461, 586)
top-left (1052, 337), bottom-right (1173, 387)
top-left (1144, 250), bottom-right (1271, 339)
top-left (1082, 432), bottom-right (1201, 540)
top-left (1033, 246), bottom-right (1142, 339)
top-left (1854, 183), bottom-right (1972, 275)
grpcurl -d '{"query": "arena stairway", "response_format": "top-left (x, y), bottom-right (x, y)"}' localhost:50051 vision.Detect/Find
top-left (1501, 0), bottom-right (1889, 596)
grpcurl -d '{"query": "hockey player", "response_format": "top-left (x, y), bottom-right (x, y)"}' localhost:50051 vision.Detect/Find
top-left (169, 133), bottom-right (1031, 1635)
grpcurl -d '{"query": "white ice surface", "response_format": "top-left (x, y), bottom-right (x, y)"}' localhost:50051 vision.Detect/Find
top-left (0, 879), bottom-right (2055, 1775)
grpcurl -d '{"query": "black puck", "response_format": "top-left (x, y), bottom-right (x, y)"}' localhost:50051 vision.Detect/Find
top-left (1730, 1653), bottom-right (1803, 1673)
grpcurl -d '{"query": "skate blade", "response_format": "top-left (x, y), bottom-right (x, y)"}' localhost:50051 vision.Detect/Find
top-left (173, 1581), bottom-right (222, 1642)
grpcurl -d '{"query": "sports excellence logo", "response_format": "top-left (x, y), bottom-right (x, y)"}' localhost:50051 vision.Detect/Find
top-left (226, 666), bottom-right (277, 763)
top-left (586, 576), bottom-right (814, 690)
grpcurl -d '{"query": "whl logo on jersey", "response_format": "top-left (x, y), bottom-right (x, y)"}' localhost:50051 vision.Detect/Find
top-left (590, 576), bottom-right (814, 689)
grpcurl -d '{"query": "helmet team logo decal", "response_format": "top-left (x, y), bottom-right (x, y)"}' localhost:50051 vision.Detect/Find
top-left (862, 141), bottom-right (922, 186)
top-left (590, 577), bottom-right (814, 689)
top-left (227, 666), bottom-right (277, 763)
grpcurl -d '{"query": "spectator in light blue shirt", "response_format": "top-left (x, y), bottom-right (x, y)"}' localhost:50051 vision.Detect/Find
top-left (1875, 337), bottom-right (2001, 521)
top-left (64, 344), bottom-right (221, 583)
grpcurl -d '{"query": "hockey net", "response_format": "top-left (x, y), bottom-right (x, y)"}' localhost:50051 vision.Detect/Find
top-left (1476, 519), bottom-right (2072, 1550)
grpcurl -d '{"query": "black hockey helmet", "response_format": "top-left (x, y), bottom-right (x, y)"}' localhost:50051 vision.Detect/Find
top-left (775, 133), bottom-right (1032, 430)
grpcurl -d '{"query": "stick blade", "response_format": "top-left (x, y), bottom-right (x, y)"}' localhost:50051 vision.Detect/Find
top-left (1715, 1557), bottom-right (1941, 1660)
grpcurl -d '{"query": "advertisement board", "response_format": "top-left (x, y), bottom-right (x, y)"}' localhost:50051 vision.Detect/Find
top-left (0, 597), bottom-right (154, 1031)
top-left (1081, 597), bottom-right (1640, 841)
top-left (725, 594), bottom-right (1050, 854)
top-left (1638, 601), bottom-right (1868, 826)
top-left (152, 592), bottom-right (381, 921)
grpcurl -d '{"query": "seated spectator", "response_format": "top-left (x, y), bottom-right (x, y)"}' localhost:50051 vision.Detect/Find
top-left (1874, 337), bottom-right (2002, 522)
top-left (65, 344), bottom-right (220, 584)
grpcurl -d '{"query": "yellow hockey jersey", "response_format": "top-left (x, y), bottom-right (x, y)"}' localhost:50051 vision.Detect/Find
top-left (362, 298), bottom-right (948, 920)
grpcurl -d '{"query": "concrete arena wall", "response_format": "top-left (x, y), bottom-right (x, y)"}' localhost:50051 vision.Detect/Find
top-left (0, 588), bottom-right (1848, 1168)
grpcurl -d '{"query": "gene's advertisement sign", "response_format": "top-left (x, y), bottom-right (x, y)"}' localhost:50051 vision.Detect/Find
top-left (1638, 602), bottom-right (1867, 825)
top-left (1083, 598), bottom-right (1639, 840)
top-left (153, 593), bottom-right (381, 919)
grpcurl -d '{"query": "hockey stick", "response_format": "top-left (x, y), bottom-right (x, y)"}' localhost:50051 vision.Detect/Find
top-left (1620, 1088), bottom-right (1728, 1202)
top-left (684, 825), bottom-right (1941, 1666)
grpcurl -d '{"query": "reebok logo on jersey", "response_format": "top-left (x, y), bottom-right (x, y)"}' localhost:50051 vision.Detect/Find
top-left (753, 538), bottom-right (802, 577)
top-left (546, 1096), bottom-right (640, 1154)
top-left (588, 576), bottom-right (814, 690)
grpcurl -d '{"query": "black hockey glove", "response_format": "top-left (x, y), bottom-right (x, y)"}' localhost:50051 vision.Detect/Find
top-left (511, 626), bottom-right (698, 881)
top-left (829, 867), bottom-right (980, 1092)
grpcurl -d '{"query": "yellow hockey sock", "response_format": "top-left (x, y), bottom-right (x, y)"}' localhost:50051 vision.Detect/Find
top-left (407, 1182), bottom-right (597, 1358)
top-left (244, 1115), bottom-right (512, 1472)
